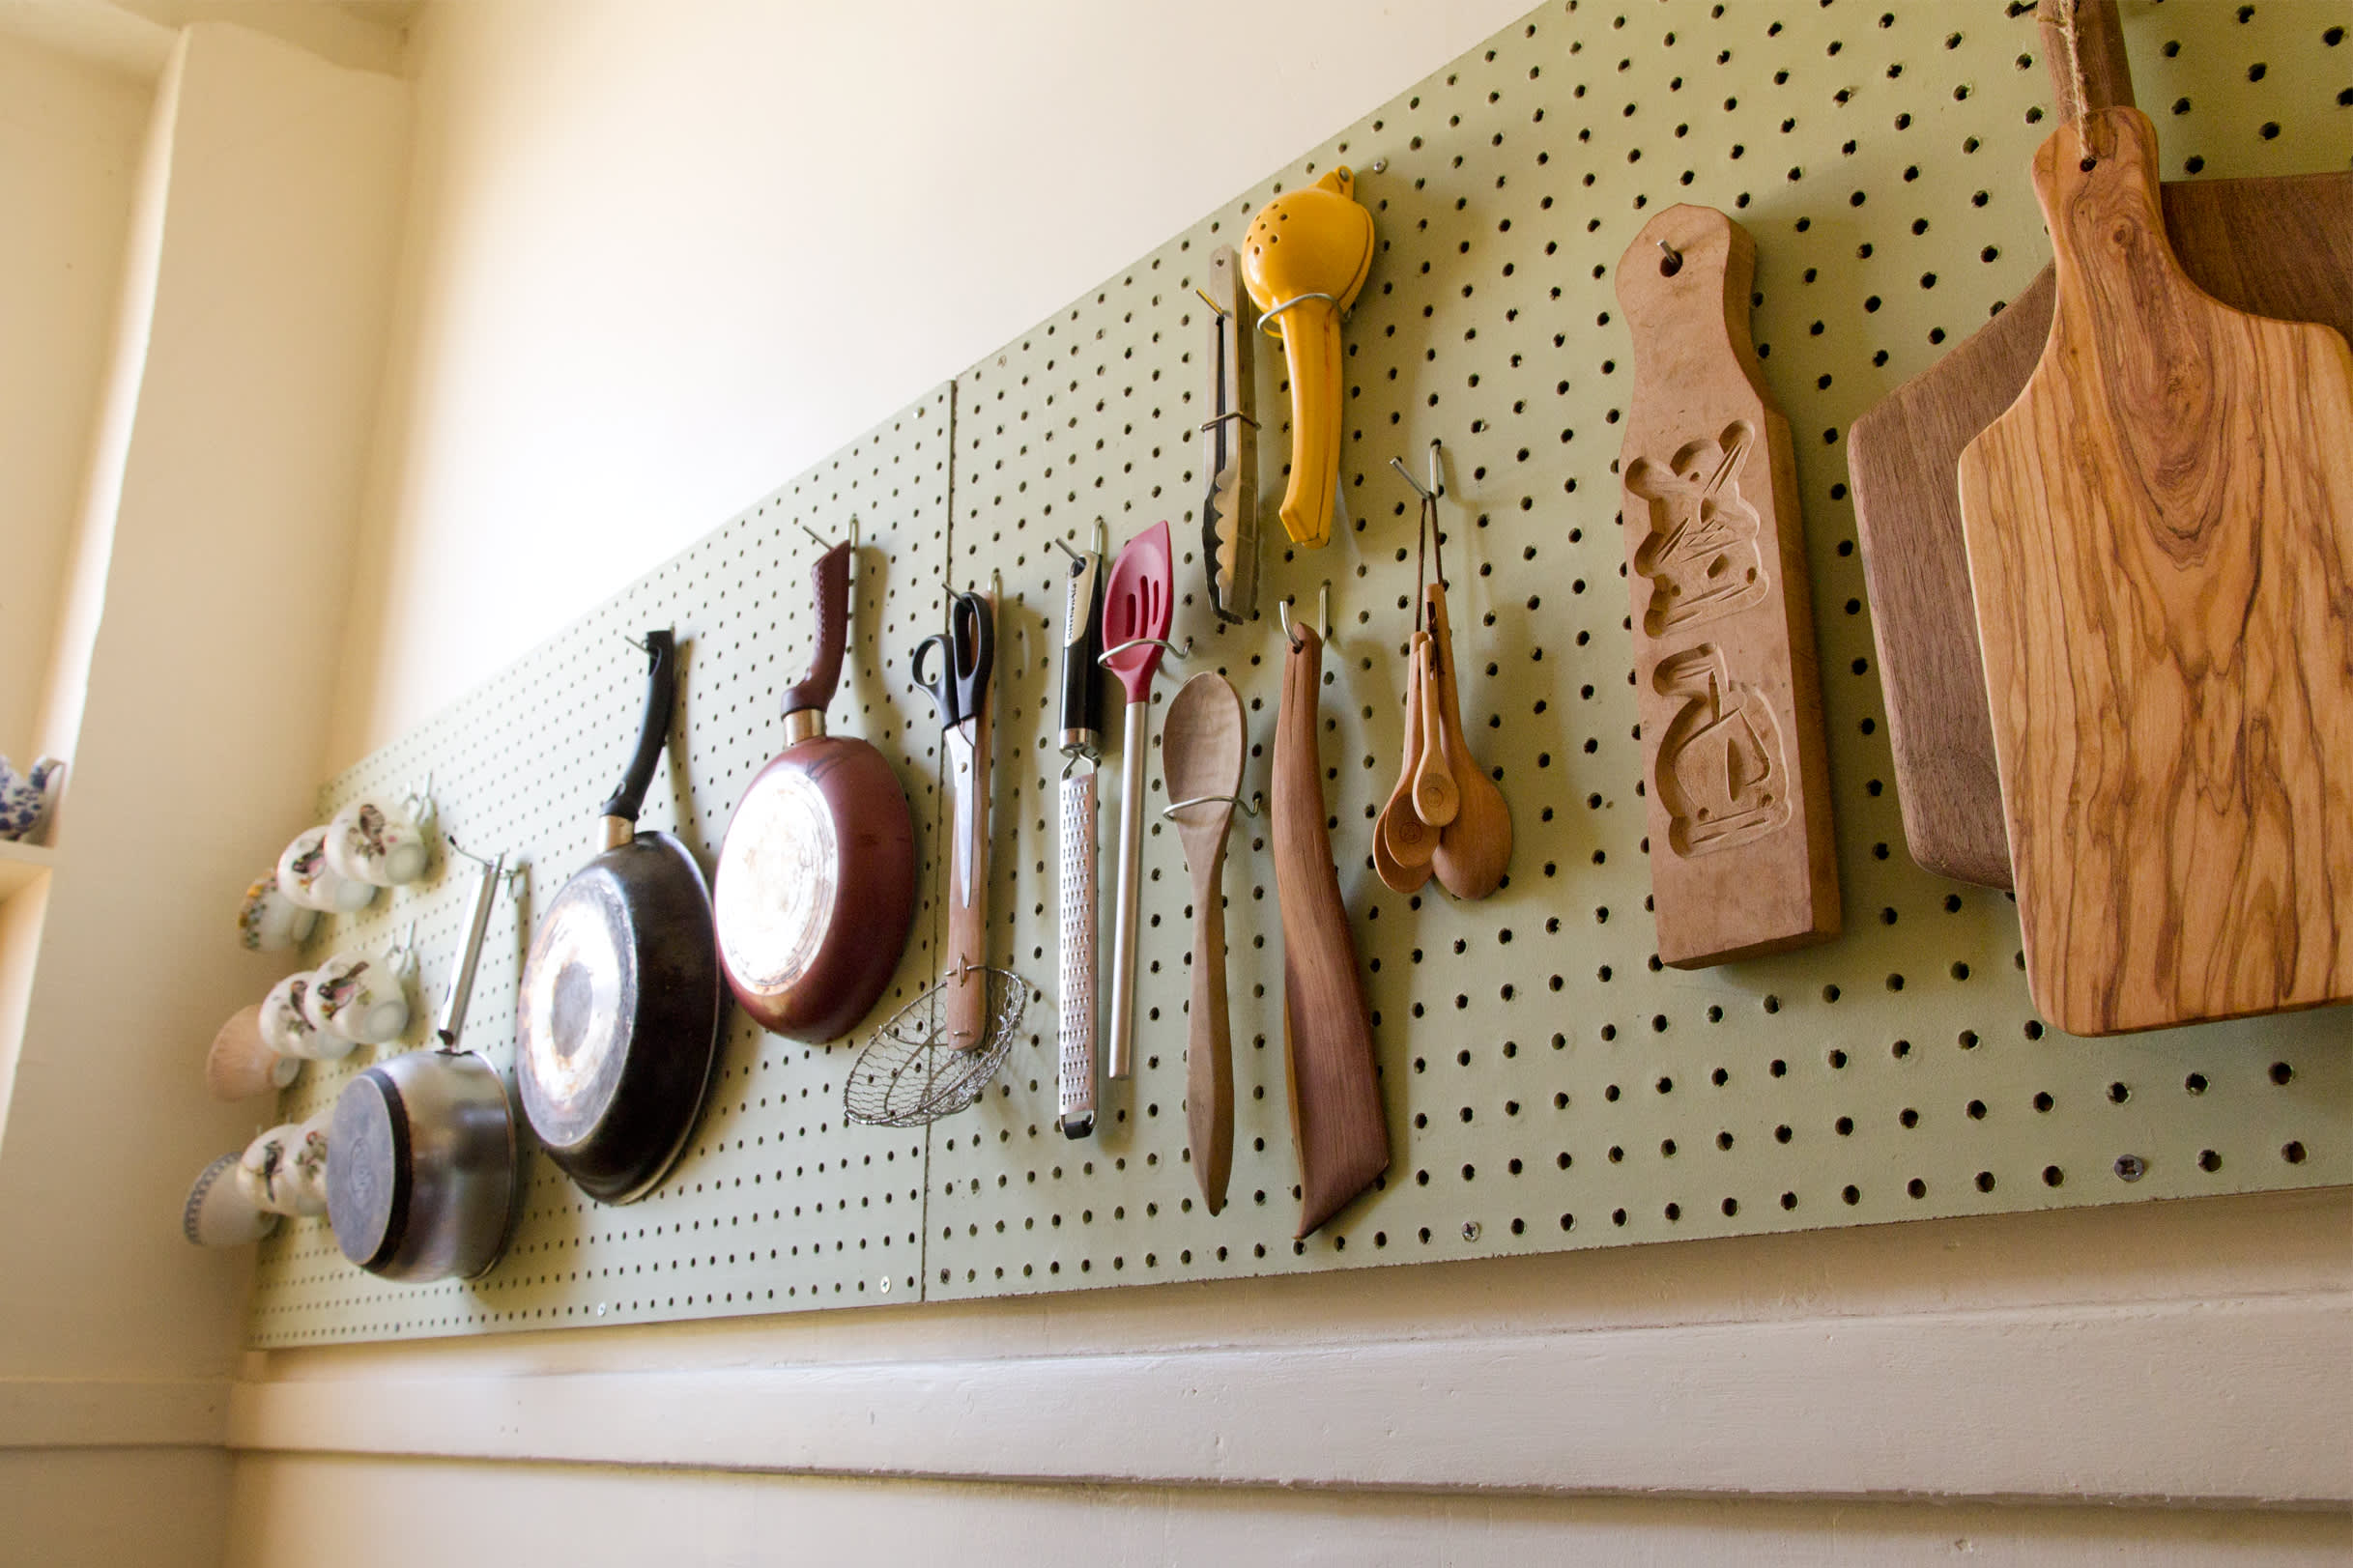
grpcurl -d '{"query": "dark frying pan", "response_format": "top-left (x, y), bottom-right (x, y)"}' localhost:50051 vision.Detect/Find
top-left (516, 630), bottom-right (724, 1204)
top-left (712, 542), bottom-right (915, 1041)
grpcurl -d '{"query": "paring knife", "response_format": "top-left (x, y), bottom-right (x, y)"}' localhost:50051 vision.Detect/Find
top-left (1055, 524), bottom-right (1107, 1137)
top-left (1200, 245), bottom-right (1259, 624)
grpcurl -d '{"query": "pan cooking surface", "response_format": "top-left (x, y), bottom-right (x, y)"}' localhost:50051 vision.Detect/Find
top-left (713, 764), bottom-right (840, 993)
top-left (518, 871), bottom-right (635, 1149)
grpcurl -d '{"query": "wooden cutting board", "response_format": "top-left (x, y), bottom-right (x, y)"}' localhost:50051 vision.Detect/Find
top-left (1849, 0), bottom-right (2353, 889)
top-left (1615, 204), bottom-right (1839, 969)
top-left (1956, 104), bottom-right (2353, 1037)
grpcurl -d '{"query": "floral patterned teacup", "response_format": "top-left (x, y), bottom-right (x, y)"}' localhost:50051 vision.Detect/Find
top-left (0, 755), bottom-right (63, 843)
top-left (324, 789), bottom-right (434, 889)
top-left (238, 871), bottom-right (319, 953)
top-left (277, 826), bottom-right (377, 915)
top-left (302, 949), bottom-right (412, 1046)
top-left (262, 970), bottom-right (351, 1062)
top-left (237, 1119), bottom-right (329, 1218)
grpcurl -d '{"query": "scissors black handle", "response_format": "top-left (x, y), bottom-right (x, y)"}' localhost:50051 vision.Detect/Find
top-left (912, 591), bottom-right (994, 728)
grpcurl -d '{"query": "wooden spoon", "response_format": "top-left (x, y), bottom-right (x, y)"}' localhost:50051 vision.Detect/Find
top-left (1374, 630), bottom-right (1437, 889)
top-left (1423, 583), bottom-right (1512, 901)
top-left (1162, 671), bottom-right (1245, 1214)
top-left (1410, 635), bottom-right (1458, 828)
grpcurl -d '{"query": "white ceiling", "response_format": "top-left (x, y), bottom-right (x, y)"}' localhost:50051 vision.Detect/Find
top-left (0, 0), bottom-right (416, 80)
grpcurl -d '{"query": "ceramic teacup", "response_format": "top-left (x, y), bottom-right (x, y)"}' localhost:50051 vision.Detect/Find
top-left (206, 1003), bottom-right (301, 1099)
top-left (262, 970), bottom-right (352, 1062)
top-left (0, 755), bottom-right (63, 843)
top-left (278, 827), bottom-right (377, 915)
top-left (237, 1121), bottom-right (329, 1218)
top-left (183, 1153), bottom-right (278, 1245)
top-left (302, 949), bottom-right (411, 1046)
top-left (324, 790), bottom-right (434, 888)
top-left (238, 871), bottom-right (320, 953)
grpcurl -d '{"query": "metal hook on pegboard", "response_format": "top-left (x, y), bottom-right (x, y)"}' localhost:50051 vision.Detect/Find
top-left (1279, 581), bottom-right (1332, 650)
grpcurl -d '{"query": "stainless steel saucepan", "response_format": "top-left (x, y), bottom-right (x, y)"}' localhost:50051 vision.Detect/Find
top-left (326, 853), bottom-right (519, 1281)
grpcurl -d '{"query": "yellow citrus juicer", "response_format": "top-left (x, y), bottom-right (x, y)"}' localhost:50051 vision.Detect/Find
top-left (1241, 167), bottom-right (1375, 549)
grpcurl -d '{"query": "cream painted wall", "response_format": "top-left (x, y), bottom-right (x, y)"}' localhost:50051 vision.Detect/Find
top-left (0, 15), bottom-right (409, 1388)
top-left (0, 30), bottom-right (145, 766)
top-left (2, 1446), bottom-right (228, 1568)
top-left (325, 0), bottom-right (1546, 771)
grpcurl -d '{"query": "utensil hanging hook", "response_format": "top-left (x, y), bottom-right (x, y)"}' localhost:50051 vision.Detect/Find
top-left (1162, 789), bottom-right (1264, 820)
top-left (1390, 438), bottom-right (1446, 503)
top-left (797, 515), bottom-right (860, 555)
top-left (1279, 582), bottom-right (1334, 650)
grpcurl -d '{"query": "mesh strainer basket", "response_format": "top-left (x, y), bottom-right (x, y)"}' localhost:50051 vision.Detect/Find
top-left (844, 965), bottom-right (1031, 1126)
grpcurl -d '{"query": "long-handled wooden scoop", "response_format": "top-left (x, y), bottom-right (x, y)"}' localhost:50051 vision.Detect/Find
top-left (1850, 0), bottom-right (2353, 889)
top-left (1273, 605), bottom-right (1389, 1238)
top-left (1162, 672), bottom-right (1245, 1214)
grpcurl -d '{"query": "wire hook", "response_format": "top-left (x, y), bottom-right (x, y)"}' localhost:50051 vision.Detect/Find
top-left (1279, 582), bottom-right (1334, 650)
top-left (1390, 437), bottom-right (1445, 504)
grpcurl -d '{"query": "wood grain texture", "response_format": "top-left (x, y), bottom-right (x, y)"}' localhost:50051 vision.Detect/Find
top-left (1425, 582), bottom-right (1512, 901)
top-left (1849, 0), bottom-right (2353, 889)
top-left (1162, 672), bottom-right (1243, 1216)
top-left (1372, 629), bottom-right (1435, 891)
top-left (1957, 106), bottom-right (2353, 1037)
top-left (1272, 623), bottom-right (1388, 1238)
top-left (1615, 205), bottom-right (1839, 968)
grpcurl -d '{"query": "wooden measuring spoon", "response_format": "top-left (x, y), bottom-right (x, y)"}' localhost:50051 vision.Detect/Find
top-left (1410, 635), bottom-right (1459, 828)
top-left (1423, 583), bottom-right (1512, 902)
top-left (1374, 631), bottom-right (1437, 889)
top-left (1162, 672), bottom-right (1246, 1214)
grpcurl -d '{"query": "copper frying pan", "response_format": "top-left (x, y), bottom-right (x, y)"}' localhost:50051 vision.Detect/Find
top-left (712, 543), bottom-right (916, 1041)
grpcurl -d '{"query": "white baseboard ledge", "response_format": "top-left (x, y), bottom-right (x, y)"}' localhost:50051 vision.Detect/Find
top-left (226, 1292), bottom-right (2352, 1506)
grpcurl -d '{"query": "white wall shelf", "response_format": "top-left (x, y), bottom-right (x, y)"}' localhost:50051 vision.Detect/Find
top-left (0, 841), bottom-right (55, 902)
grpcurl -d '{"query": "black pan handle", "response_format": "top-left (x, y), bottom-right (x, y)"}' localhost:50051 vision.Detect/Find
top-left (781, 544), bottom-right (850, 719)
top-left (600, 629), bottom-right (677, 826)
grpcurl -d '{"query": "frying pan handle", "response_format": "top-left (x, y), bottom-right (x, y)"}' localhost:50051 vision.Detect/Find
top-left (600, 628), bottom-right (677, 827)
top-left (782, 544), bottom-right (852, 719)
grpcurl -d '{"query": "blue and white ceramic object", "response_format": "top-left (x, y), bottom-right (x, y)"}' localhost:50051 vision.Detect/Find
top-left (0, 755), bottom-right (63, 843)
top-left (183, 1153), bottom-right (278, 1246)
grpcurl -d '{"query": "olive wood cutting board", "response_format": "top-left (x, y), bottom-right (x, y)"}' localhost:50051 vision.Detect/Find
top-left (1956, 104), bottom-right (2353, 1037)
top-left (1848, 0), bottom-right (2353, 888)
top-left (1615, 204), bottom-right (1840, 969)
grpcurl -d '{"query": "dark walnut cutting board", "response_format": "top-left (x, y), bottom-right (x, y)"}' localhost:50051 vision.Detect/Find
top-left (1847, 0), bottom-right (2353, 889)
